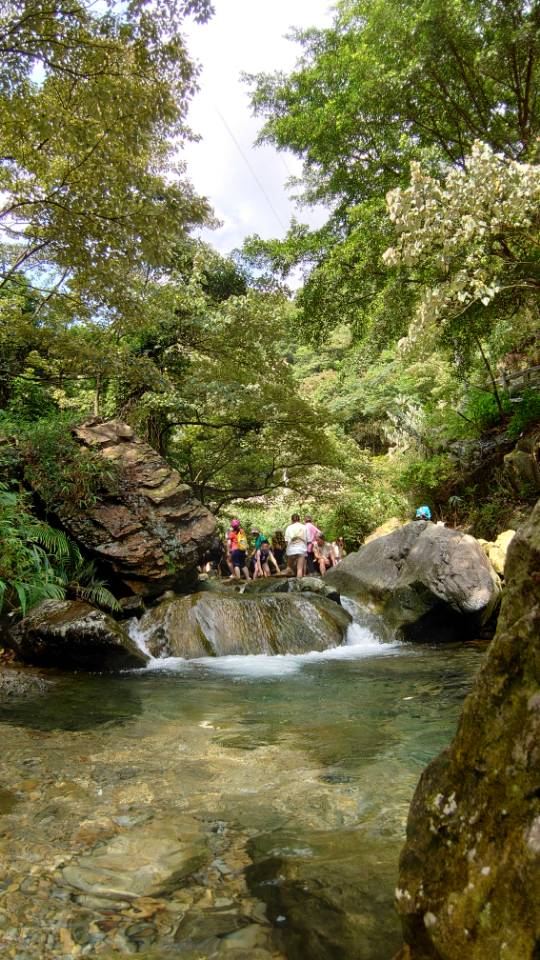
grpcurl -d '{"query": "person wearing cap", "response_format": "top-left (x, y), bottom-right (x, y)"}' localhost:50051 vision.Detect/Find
top-left (227, 518), bottom-right (251, 580)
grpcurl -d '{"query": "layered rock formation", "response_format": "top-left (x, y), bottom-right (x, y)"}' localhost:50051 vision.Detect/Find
top-left (325, 521), bottom-right (501, 642)
top-left (57, 419), bottom-right (217, 598)
top-left (133, 591), bottom-right (352, 658)
top-left (394, 501), bottom-right (540, 959)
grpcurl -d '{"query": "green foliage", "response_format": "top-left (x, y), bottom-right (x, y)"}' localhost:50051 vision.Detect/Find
top-left (20, 416), bottom-right (119, 512)
top-left (0, 0), bottom-right (212, 327)
top-left (395, 454), bottom-right (455, 507)
top-left (460, 391), bottom-right (512, 434)
top-left (0, 483), bottom-right (68, 613)
top-left (507, 390), bottom-right (540, 439)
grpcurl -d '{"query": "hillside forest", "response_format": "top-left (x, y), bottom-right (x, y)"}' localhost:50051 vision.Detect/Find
top-left (0, 0), bottom-right (539, 614)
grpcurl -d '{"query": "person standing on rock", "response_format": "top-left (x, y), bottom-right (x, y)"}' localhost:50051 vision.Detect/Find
top-left (284, 513), bottom-right (308, 578)
top-left (304, 514), bottom-right (322, 574)
top-left (227, 519), bottom-right (251, 581)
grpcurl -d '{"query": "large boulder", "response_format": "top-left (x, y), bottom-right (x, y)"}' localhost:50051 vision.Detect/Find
top-left (325, 521), bottom-right (501, 642)
top-left (7, 599), bottom-right (148, 671)
top-left (53, 418), bottom-right (218, 598)
top-left (133, 591), bottom-right (352, 658)
top-left (394, 501), bottom-right (540, 960)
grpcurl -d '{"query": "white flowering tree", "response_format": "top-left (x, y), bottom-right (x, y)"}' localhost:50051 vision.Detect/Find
top-left (383, 143), bottom-right (540, 411)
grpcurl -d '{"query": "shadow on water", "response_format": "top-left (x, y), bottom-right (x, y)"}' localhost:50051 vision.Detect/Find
top-left (0, 673), bottom-right (143, 731)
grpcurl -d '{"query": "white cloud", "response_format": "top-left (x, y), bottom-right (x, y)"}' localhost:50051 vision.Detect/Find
top-left (181, 0), bottom-right (333, 255)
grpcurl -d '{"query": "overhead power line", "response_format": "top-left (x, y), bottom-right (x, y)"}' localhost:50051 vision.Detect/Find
top-left (214, 105), bottom-right (288, 233)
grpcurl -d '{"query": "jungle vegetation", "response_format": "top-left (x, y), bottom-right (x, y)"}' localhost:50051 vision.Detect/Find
top-left (0, 0), bottom-right (538, 611)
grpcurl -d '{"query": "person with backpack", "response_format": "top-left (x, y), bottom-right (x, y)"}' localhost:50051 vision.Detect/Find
top-left (227, 518), bottom-right (251, 580)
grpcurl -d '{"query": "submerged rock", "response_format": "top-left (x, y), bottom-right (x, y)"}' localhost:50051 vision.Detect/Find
top-left (134, 591), bottom-right (351, 658)
top-left (50, 418), bottom-right (218, 598)
top-left (8, 599), bottom-right (149, 671)
top-left (325, 521), bottom-right (501, 642)
top-left (62, 816), bottom-right (208, 901)
top-left (247, 828), bottom-right (402, 960)
top-left (395, 501), bottom-right (540, 960)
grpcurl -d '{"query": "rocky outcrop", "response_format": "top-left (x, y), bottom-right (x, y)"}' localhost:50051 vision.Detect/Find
top-left (133, 591), bottom-right (352, 658)
top-left (477, 529), bottom-right (516, 577)
top-left (325, 521), bottom-right (501, 642)
top-left (503, 432), bottom-right (540, 496)
top-left (394, 500), bottom-right (540, 960)
top-left (55, 418), bottom-right (217, 598)
top-left (8, 600), bottom-right (148, 671)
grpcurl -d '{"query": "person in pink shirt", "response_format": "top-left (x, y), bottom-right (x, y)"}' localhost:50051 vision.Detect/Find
top-left (304, 514), bottom-right (321, 574)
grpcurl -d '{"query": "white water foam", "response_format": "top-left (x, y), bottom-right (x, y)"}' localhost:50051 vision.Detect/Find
top-left (127, 603), bottom-right (400, 679)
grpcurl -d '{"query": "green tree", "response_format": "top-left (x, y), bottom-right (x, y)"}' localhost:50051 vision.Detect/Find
top-left (0, 0), bottom-right (213, 326)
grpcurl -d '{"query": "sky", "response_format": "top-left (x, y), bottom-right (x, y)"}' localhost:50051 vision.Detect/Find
top-left (181, 0), bottom-right (333, 257)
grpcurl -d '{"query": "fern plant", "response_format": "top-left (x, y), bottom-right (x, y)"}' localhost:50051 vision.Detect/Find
top-left (0, 483), bottom-right (68, 614)
top-left (55, 546), bottom-right (120, 612)
top-left (0, 485), bottom-right (120, 615)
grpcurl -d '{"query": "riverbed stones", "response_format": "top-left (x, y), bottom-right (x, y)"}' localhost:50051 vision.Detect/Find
top-left (7, 599), bottom-right (148, 671)
top-left (134, 591), bottom-right (351, 658)
top-left (62, 817), bottom-right (209, 902)
top-left (395, 500), bottom-right (540, 960)
top-left (49, 418), bottom-right (218, 598)
top-left (325, 521), bottom-right (501, 642)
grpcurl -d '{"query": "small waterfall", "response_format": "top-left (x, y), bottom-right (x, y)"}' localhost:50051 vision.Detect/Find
top-left (125, 591), bottom-right (398, 674)
top-left (126, 618), bottom-right (156, 661)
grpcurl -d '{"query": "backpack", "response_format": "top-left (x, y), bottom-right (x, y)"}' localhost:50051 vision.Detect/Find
top-left (236, 529), bottom-right (248, 551)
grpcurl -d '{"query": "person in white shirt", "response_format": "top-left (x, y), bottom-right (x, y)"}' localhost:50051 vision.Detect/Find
top-left (284, 513), bottom-right (308, 578)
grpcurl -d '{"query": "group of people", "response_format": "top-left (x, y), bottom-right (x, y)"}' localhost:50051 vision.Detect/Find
top-left (219, 514), bottom-right (346, 581)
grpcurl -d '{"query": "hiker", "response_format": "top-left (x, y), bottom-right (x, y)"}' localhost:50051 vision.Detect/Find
top-left (313, 533), bottom-right (336, 575)
top-left (284, 513), bottom-right (308, 578)
top-left (415, 505), bottom-right (432, 521)
top-left (227, 518), bottom-right (251, 580)
top-left (256, 538), bottom-right (280, 577)
top-left (304, 514), bottom-right (322, 574)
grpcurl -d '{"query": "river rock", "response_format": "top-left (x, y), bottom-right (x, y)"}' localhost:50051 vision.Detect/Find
top-left (62, 816), bottom-right (208, 901)
top-left (133, 591), bottom-right (351, 658)
top-left (51, 418), bottom-right (218, 598)
top-left (325, 521), bottom-right (501, 642)
top-left (478, 529), bottom-right (516, 576)
top-left (7, 599), bottom-right (148, 671)
top-left (394, 500), bottom-right (540, 960)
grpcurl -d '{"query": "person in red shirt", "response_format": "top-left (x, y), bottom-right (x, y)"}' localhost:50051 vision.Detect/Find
top-left (227, 518), bottom-right (251, 580)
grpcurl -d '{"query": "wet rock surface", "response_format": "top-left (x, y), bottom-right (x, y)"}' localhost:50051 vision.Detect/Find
top-left (7, 600), bottom-right (148, 671)
top-left (325, 521), bottom-right (502, 642)
top-left (52, 418), bottom-right (218, 598)
top-left (133, 591), bottom-right (351, 658)
top-left (395, 501), bottom-right (540, 959)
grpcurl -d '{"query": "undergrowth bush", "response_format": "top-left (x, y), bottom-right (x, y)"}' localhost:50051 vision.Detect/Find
top-left (19, 416), bottom-right (119, 512)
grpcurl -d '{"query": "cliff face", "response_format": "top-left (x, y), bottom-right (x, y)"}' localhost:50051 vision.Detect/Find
top-left (58, 419), bottom-right (218, 598)
top-left (395, 500), bottom-right (540, 960)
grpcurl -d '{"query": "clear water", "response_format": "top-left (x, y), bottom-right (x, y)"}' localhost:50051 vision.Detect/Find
top-left (0, 617), bottom-right (483, 959)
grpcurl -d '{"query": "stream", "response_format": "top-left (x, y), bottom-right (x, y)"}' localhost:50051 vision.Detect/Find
top-left (0, 611), bottom-right (483, 959)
